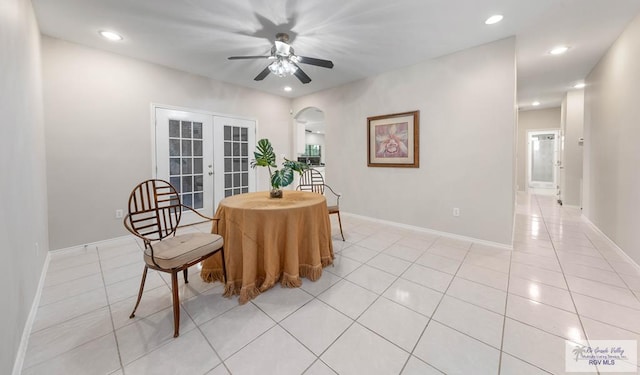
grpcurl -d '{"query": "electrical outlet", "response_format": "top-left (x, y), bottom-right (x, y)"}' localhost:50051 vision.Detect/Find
top-left (35, 242), bottom-right (39, 255)
top-left (115, 209), bottom-right (124, 219)
top-left (453, 208), bottom-right (460, 217)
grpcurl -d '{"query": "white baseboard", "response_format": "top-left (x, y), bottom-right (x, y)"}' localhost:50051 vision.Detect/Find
top-left (563, 204), bottom-right (582, 210)
top-left (582, 216), bottom-right (640, 274)
top-left (50, 234), bottom-right (134, 254)
top-left (342, 212), bottom-right (513, 250)
top-left (12, 251), bottom-right (51, 375)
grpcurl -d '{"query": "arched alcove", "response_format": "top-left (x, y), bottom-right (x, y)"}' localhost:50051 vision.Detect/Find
top-left (293, 107), bottom-right (326, 178)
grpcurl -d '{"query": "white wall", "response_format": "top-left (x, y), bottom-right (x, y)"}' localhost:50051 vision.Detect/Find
top-left (584, 13), bottom-right (640, 263)
top-left (516, 108), bottom-right (561, 191)
top-left (42, 37), bottom-right (293, 249)
top-left (561, 90), bottom-right (584, 207)
top-left (0, 0), bottom-right (49, 373)
top-left (293, 38), bottom-right (517, 245)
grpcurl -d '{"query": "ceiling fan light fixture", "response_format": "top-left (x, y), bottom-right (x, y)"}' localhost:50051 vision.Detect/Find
top-left (274, 40), bottom-right (291, 56)
top-left (268, 58), bottom-right (298, 77)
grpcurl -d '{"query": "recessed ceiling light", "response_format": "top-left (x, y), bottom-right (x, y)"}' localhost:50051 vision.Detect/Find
top-left (485, 15), bottom-right (504, 25)
top-left (283, 86), bottom-right (292, 92)
top-left (549, 46), bottom-right (569, 55)
top-left (99, 30), bottom-right (123, 41)
top-left (532, 101), bottom-right (541, 106)
top-left (573, 82), bottom-right (586, 89)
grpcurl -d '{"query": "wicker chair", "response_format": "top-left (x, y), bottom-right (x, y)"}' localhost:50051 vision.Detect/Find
top-left (297, 169), bottom-right (345, 241)
top-left (123, 179), bottom-right (226, 337)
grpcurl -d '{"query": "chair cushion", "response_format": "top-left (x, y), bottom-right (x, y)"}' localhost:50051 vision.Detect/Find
top-left (328, 205), bottom-right (340, 214)
top-left (144, 232), bottom-right (223, 270)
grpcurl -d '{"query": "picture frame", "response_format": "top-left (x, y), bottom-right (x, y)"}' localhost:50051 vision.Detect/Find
top-left (367, 110), bottom-right (419, 168)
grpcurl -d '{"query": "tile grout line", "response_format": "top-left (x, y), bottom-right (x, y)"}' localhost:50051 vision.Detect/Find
top-left (398, 240), bottom-right (473, 374)
top-left (310, 237), bottom-right (409, 374)
top-left (497, 195), bottom-right (570, 374)
top-left (534, 195), bottom-right (601, 375)
top-left (97, 244), bottom-right (126, 373)
top-left (497, 228), bottom-right (514, 375)
top-left (182, 282), bottom-right (233, 375)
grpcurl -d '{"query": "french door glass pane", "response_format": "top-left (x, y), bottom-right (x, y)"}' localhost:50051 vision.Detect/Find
top-left (193, 192), bottom-right (203, 209)
top-left (170, 177), bottom-right (181, 192)
top-left (223, 124), bottom-right (250, 197)
top-left (169, 139), bottom-right (180, 156)
top-left (194, 158), bottom-right (203, 174)
top-left (183, 194), bottom-right (193, 208)
top-left (193, 122), bottom-right (202, 139)
top-left (181, 158), bottom-right (192, 174)
top-left (194, 175), bottom-right (203, 191)
top-left (224, 143), bottom-right (231, 157)
top-left (181, 140), bottom-right (192, 156)
top-left (167, 119), bottom-right (206, 211)
top-left (169, 120), bottom-right (180, 137)
top-left (193, 140), bottom-right (203, 156)
top-left (170, 158), bottom-right (180, 175)
top-left (181, 122), bottom-right (192, 138)
top-left (182, 176), bottom-right (193, 193)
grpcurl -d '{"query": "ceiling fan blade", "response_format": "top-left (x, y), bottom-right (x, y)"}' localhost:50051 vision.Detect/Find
top-left (228, 56), bottom-right (271, 60)
top-left (254, 66), bottom-right (271, 81)
top-left (293, 64), bottom-right (311, 84)
top-left (296, 56), bottom-right (334, 69)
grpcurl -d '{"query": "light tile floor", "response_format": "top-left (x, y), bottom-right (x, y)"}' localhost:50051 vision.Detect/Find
top-left (21, 193), bottom-right (640, 374)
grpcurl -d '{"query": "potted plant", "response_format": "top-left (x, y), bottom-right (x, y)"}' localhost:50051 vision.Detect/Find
top-left (251, 138), bottom-right (308, 198)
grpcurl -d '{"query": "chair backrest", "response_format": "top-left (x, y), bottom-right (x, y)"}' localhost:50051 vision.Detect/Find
top-left (126, 179), bottom-right (182, 241)
top-left (298, 169), bottom-right (325, 194)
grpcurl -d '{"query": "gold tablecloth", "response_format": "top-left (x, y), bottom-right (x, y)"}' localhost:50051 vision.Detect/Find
top-left (200, 190), bottom-right (334, 304)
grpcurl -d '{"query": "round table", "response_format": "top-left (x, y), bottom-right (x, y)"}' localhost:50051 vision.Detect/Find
top-left (200, 191), bottom-right (334, 304)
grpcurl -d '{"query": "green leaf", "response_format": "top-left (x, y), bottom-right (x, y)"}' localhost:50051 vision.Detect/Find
top-left (271, 168), bottom-right (294, 189)
top-left (251, 138), bottom-right (276, 169)
top-left (283, 159), bottom-right (309, 174)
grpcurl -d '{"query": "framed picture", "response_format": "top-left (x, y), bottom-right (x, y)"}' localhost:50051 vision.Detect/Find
top-left (367, 110), bottom-right (419, 168)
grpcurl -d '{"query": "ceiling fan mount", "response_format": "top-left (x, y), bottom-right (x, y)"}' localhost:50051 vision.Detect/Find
top-left (228, 33), bottom-right (334, 84)
top-left (275, 32), bottom-right (290, 43)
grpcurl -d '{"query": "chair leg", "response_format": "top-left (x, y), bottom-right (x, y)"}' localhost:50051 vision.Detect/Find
top-left (171, 271), bottom-right (181, 338)
top-left (183, 268), bottom-right (189, 284)
top-left (337, 212), bottom-right (345, 241)
top-left (129, 266), bottom-right (148, 319)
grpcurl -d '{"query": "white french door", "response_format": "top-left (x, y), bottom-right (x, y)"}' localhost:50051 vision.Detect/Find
top-left (213, 116), bottom-right (256, 209)
top-left (527, 130), bottom-right (560, 190)
top-left (154, 107), bottom-right (256, 223)
top-left (156, 108), bottom-right (214, 223)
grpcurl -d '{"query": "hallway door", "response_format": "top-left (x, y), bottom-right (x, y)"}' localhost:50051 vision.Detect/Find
top-left (527, 130), bottom-right (560, 190)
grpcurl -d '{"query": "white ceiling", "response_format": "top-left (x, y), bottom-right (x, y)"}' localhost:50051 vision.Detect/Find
top-left (33, 0), bottom-right (640, 109)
